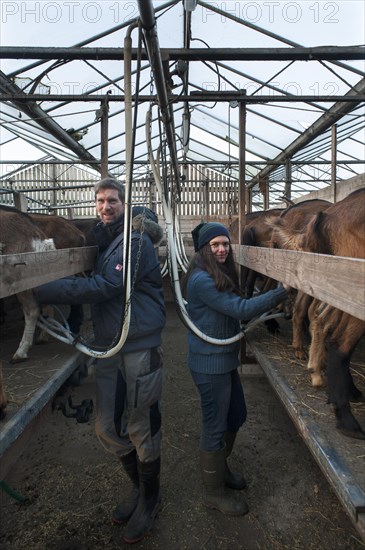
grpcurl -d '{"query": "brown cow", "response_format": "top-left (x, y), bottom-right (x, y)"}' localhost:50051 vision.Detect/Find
top-left (71, 217), bottom-right (99, 246)
top-left (0, 207), bottom-right (56, 364)
top-left (28, 213), bottom-right (86, 249)
top-left (28, 212), bottom-right (87, 334)
top-left (237, 209), bottom-right (285, 334)
top-left (272, 189), bottom-right (365, 439)
top-left (0, 206), bottom-right (89, 361)
top-left (240, 209), bottom-right (284, 298)
top-left (270, 199), bottom-right (332, 358)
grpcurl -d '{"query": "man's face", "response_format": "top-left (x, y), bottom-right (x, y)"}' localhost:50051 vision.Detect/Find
top-left (96, 188), bottom-right (124, 224)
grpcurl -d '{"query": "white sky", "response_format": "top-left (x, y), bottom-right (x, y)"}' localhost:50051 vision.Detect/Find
top-left (1, 1), bottom-right (364, 53)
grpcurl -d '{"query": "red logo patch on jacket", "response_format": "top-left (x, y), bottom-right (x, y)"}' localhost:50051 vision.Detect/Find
top-left (115, 263), bottom-right (123, 271)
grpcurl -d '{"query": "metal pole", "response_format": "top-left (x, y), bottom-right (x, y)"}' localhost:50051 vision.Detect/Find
top-left (331, 124), bottom-right (337, 203)
top-left (238, 95), bottom-right (247, 242)
top-left (136, 0), bottom-right (181, 195)
top-left (100, 98), bottom-right (109, 178)
top-left (285, 159), bottom-right (292, 201)
top-left (238, 94), bottom-right (252, 364)
top-left (1, 45), bottom-right (364, 62)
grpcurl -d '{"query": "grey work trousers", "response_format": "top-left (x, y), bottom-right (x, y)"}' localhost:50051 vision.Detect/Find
top-left (95, 346), bottom-right (163, 463)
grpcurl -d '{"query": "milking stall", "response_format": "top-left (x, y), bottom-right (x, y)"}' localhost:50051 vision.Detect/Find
top-left (0, 1), bottom-right (364, 548)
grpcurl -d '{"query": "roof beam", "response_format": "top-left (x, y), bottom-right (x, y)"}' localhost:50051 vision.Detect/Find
top-left (2, 93), bottom-right (363, 103)
top-left (1, 46), bottom-right (364, 62)
top-left (0, 70), bottom-right (102, 172)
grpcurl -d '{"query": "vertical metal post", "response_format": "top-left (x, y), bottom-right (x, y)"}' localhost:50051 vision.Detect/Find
top-left (100, 97), bottom-right (109, 178)
top-left (51, 164), bottom-right (57, 214)
top-left (13, 191), bottom-right (27, 212)
top-left (285, 159), bottom-right (292, 200)
top-left (331, 124), bottom-right (337, 203)
top-left (246, 188), bottom-right (252, 213)
top-left (238, 93), bottom-right (253, 364)
top-left (203, 178), bottom-right (209, 220)
top-left (238, 94), bottom-right (246, 245)
top-left (259, 176), bottom-right (269, 210)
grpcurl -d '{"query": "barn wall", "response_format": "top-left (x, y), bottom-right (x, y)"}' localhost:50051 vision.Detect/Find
top-left (1, 163), bottom-right (237, 219)
top-left (2, 164), bottom-right (98, 217)
top-left (3, 162), bottom-right (363, 220)
top-left (289, 173), bottom-right (365, 204)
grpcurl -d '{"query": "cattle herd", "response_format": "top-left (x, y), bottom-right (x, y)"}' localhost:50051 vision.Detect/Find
top-left (241, 188), bottom-right (365, 440)
top-left (0, 189), bottom-right (364, 440)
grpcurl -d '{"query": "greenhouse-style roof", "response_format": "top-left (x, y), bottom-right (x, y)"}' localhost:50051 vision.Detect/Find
top-left (0, 0), bottom-right (364, 208)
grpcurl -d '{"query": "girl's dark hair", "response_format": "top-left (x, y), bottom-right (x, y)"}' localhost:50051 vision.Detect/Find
top-left (181, 242), bottom-right (242, 299)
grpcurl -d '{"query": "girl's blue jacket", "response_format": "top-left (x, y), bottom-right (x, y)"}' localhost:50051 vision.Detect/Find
top-left (185, 268), bottom-right (288, 374)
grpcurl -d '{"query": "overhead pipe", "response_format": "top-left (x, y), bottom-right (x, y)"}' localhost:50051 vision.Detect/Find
top-left (1, 46), bottom-right (364, 62)
top-left (2, 92), bottom-right (362, 103)
top-left (136, 0), bottom-right (181, 196)
top-left (181, 6), bottom-right (192, 158)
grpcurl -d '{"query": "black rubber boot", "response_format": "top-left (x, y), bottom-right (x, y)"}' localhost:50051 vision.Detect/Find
top-left (200, 448), bottom-right (249, 516)
top-left (123, 457), bottom-right (161, 544)
top-left (224, 432), bottom-right (247, 490)
top-left (112, 450), bottom-right (140, 524)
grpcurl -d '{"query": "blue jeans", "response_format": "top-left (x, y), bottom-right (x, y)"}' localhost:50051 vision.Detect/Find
top-left (190, 369), bottom-right (247, 452)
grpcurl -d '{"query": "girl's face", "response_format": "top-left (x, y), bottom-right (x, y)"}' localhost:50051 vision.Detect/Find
top-left (209, 236), bottom-right (230, 263)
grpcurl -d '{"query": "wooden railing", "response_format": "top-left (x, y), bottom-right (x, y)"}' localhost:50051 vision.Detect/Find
top-left (0, 247), bottom-right (97, 299)
top-left (1, 244), bottom-right (363, 321)
top-left (232, 244), bottom-right (365, 321)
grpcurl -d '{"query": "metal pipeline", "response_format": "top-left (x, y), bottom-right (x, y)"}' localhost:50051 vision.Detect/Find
top-left (136, 0), bottom-right (181, 197)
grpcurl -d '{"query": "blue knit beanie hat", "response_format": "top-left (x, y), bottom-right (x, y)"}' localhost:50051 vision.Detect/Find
top-left (192, 222), bottom-right (230, 252)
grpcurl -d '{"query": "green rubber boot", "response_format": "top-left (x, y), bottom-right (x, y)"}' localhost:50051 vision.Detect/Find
top-left (200, 448), bottom-right (249, 516)
top-left (224, 432), bottom-right (247, 490)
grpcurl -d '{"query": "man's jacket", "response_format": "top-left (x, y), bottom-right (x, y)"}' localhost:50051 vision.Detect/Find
top-left (35, 221), bottom-right (165, 352)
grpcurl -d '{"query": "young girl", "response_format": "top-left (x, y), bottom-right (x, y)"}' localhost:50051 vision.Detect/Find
top-left (181, 222), bottom-right (288, 516)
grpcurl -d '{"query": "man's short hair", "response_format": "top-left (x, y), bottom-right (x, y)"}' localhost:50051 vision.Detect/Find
top-left (94, 178), bottom-right (125, 203)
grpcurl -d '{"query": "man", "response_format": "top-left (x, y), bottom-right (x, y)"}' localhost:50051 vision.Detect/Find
top-left (35, 178), bottom-right (166, 544)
